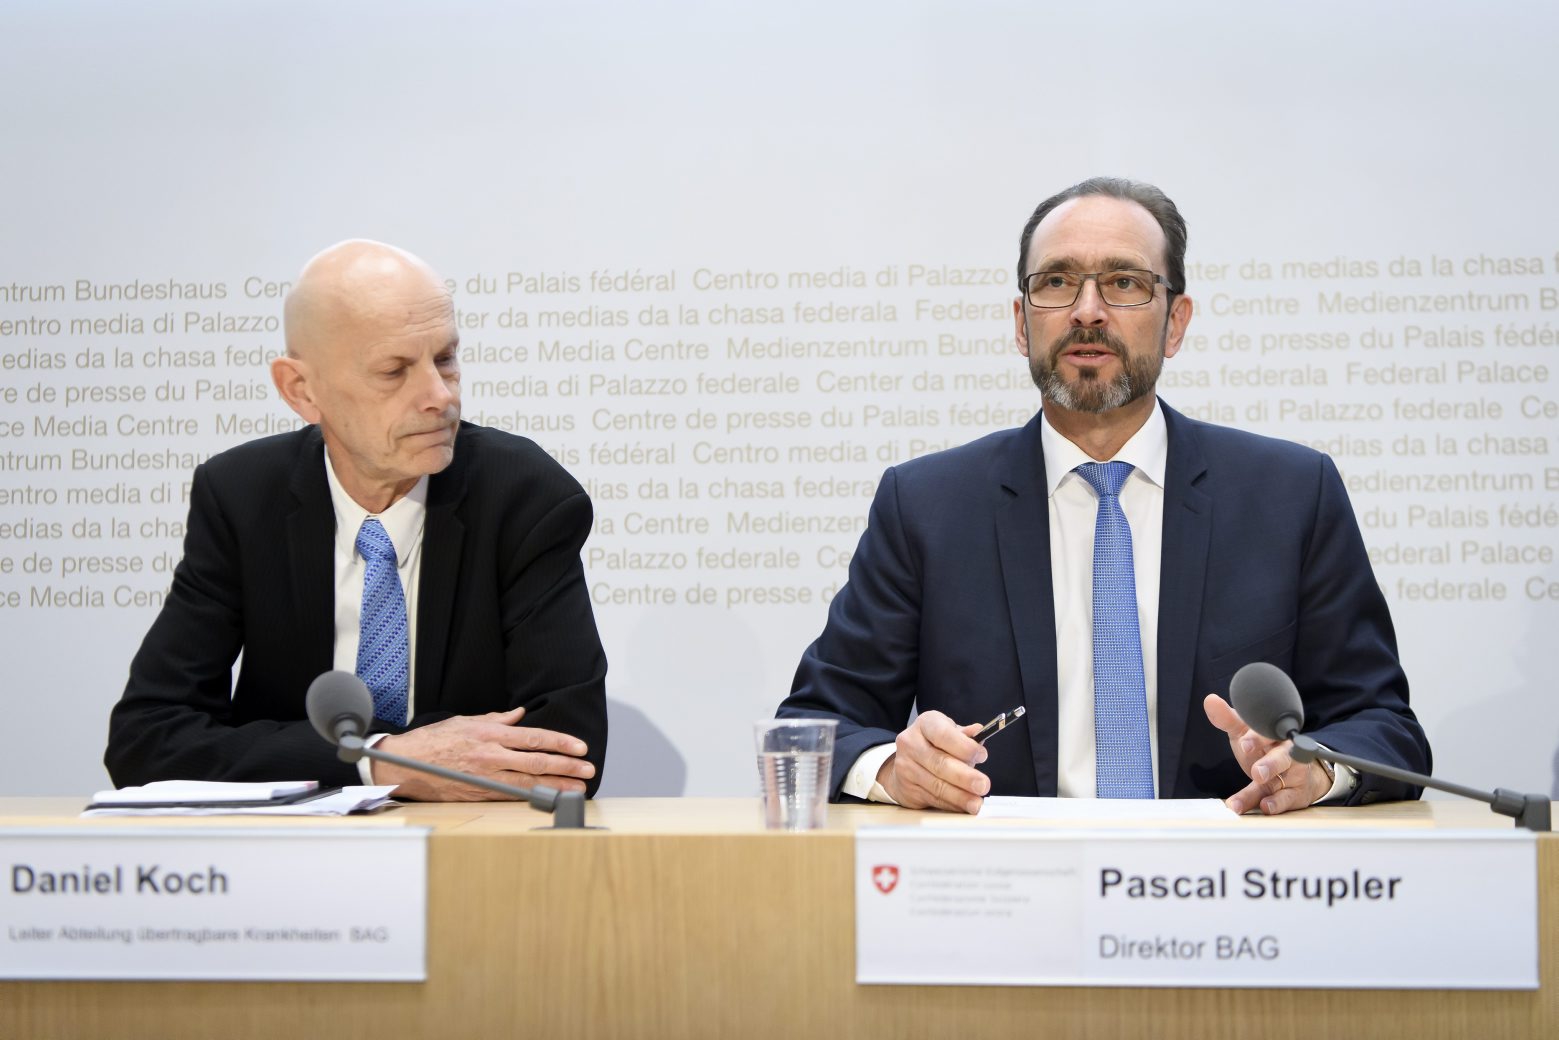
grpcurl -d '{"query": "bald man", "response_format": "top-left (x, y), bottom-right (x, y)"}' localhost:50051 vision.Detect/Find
top-left (105, 241), bottom-right (607, 800)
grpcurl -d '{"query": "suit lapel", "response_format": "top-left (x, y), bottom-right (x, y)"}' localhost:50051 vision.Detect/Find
top-left (1155, 403), bottom-right (1212, 797)
top-left (286, 428), bottom-right (336, 680)
top-left (993, 417), bottom-right (1060, 796)
top-left (415, 425), bottom-right (470, 712)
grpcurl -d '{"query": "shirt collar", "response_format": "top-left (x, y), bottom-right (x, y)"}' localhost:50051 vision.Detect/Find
top-left (1040, 398), bottom-right (1168, 497)
top-left (323, 447), bottom-right (429, 562)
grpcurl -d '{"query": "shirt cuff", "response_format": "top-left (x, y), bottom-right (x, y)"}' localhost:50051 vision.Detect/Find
top-left (842, 743), bottom-right (900, 804)
top-left (355, 732), bottom-right (389, 786)
top-left (1311, 744), bottom-right (1359, 804)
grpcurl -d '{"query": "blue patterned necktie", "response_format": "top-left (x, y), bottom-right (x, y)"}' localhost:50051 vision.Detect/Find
top-left (1075, 462), bottom-right (1154, 799)
top-left (355, 517), bottom-right (409, 727)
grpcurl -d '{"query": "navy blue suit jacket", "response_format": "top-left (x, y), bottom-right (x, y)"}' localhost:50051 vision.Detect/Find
top-left (779, 402), bottom-right (1430, 804)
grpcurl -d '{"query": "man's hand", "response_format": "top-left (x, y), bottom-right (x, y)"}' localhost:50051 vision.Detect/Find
top-left (1203, 693), bottom-right (1330, 815)
top-left (372, 706), bottom-right (595, 801)
top-left (875, 710), bottom-right (990, 814)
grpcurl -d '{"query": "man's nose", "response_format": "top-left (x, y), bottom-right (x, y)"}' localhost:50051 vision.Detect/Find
top-left (416, 360), bottom-right (457, 410)
top-left (1069, 277), bottom-right (1109, 327)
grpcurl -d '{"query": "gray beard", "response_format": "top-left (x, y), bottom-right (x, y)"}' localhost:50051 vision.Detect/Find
top-left (1027, 326), bottom-right (1163, 414)
top-left (1033, 365), bottom-right (1136, 413)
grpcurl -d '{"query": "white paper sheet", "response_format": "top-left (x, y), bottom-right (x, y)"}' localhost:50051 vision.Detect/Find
top-left (88, 780), bottom-right (319, 805)
top-left (975, 796), bottom-right (1236, 822)
top-left (81, 786), bottom-right (399, 817)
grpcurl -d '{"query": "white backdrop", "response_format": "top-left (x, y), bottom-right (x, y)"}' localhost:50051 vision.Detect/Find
top-left (1, 1), bottom-right (1556, 798)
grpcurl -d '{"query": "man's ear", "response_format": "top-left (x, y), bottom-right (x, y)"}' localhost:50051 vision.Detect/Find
top-left (271, 355), bottom-right (322, 424)
top-left (1013, 297), bottom-right (1031, 358)
top-left (1162, 293), bottom-right (1194, 360)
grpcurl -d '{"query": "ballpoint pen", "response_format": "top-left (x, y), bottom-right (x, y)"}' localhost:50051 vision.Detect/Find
top-left (973, 705), bottom-right (1026, 745)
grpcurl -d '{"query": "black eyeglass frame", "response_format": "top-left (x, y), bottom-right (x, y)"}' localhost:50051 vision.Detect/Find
top-left (1020, 269), bottom-right (1179, 309)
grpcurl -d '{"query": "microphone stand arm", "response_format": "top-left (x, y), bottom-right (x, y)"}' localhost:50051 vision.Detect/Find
top-left (1290, 733), bottom-right (1550, 833)
top-left (336, 734), bottom-right (588, 829)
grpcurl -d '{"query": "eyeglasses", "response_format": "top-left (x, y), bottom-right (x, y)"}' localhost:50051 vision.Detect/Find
top-left (1022, 269), bottom-right (1174, 308)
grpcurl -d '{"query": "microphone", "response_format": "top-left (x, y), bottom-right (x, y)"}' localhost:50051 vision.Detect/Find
top-left (304, 670), bottom-right (590, 829)
top-left (306, 670), bottom-right (372, 747)
top-left (1229, 662), bottom-right (1550, 832)
top-left (1227, 662), bottom-right (1304, 742)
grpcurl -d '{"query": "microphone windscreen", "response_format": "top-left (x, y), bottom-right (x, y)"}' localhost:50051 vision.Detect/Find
top-left (1229, 661), bottom-right (1305, 741)
top-left (305, 670), bottom-right (373, 745)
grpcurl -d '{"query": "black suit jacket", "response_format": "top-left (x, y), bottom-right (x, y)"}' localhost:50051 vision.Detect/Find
top-left (779, 402), bottom-right (1430, 804)
top-left (105, 422), bottom-right (608, 793)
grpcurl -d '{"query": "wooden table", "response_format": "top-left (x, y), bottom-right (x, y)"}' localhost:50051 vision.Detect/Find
top-left (1, 798), bottom-right (1553, 1039)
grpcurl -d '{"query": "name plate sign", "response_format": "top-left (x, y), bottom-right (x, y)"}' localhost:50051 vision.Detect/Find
top-left (1, 827), bottom-right (427, 980)
top-left (856, 828), bottom-right (1537, 988)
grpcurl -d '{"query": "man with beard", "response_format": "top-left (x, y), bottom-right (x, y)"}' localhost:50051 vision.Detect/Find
top-left (106, 240), bottom-right (607, 800)
top-left (777, 178), bottom-right (1429, 814)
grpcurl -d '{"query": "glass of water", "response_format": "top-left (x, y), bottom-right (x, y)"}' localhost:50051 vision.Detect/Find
top-left (753, 718), bottom-right (837, 830)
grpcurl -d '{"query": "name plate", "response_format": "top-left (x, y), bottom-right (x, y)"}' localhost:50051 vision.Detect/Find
top-left (856, 828), bottom-right (1537, 988)
top-left (1, 827), bottom-right (427, 981)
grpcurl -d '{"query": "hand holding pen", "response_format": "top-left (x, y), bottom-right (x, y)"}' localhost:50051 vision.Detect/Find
top-left (874, 705), bottom-right (1028, 815)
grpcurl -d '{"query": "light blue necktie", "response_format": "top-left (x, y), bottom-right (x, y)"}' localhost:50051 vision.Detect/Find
top-left (1075, 462), bottom-right (1154, 799)
top-left (355, 517), bottom-right (409, 727)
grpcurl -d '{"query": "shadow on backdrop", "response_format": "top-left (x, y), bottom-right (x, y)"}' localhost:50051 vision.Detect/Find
top-left (1552, 741), bottom-right (1559, 800)
top-left (597, 697), bottom-right (688, 797)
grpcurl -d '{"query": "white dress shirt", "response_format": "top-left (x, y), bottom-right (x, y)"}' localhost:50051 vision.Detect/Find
top-left (843, 402), bottom-right (1354, 804)
top-left (1043, 402), bottom-right (1166, 798)
top-left (323, 449), bottom-right (428, 784)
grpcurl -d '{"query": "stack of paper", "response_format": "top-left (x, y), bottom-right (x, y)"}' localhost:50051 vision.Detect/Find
top-left (90, 780), bottom-right (321, 806)
top-left (82, 781), bottom-right (399, 817)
